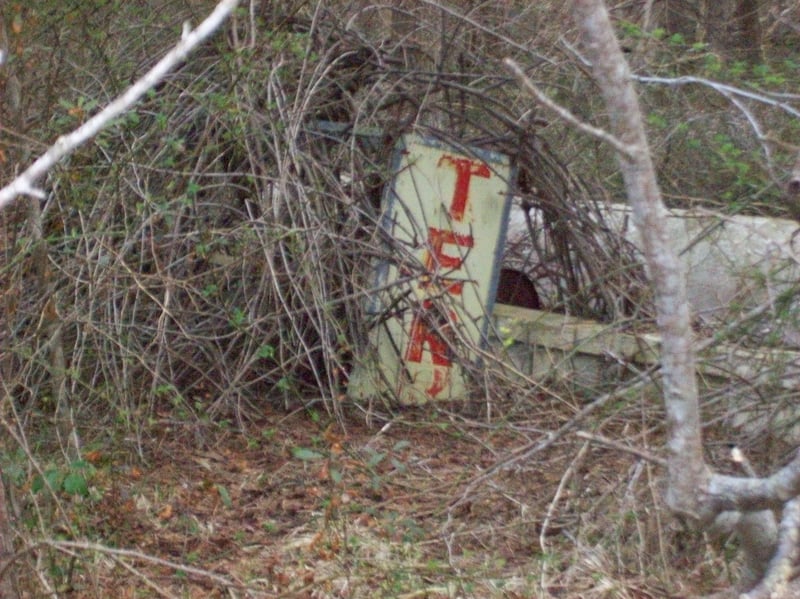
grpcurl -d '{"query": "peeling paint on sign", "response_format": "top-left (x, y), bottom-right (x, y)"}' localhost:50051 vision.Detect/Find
top-left (348, 135), bottom-right (513, 404)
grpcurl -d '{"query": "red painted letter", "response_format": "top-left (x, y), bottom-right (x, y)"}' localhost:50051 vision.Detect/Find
top-left (404, 300), bottom-right (456, 367)
top-left (404, 227), bottom-right (474, 397)
top-left (437, 155), bottom-right (491, 221)
top-left (422, 227), bottom-right (474, 282)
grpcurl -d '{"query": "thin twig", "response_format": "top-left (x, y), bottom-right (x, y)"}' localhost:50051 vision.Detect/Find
top-left (110, 556), bottom-right (177, 599)
top-left (540, 441), bottom-right (589, 550)
top-left (449, 361), bottom-right (660, 511)
top-left (635, 75), bottom-right (800, 120)
top-left (575, 430), bottom-right (666, 466)
top-left (45, 539), bottom-right (243, 590)
top-left (504, 58), bottom-right (638, 159)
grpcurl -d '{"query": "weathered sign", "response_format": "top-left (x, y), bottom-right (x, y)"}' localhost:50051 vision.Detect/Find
top-left (349, 134), bottom-right (513, 404)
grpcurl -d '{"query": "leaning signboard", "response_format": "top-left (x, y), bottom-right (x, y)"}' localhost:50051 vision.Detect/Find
top-left (348, 134), bottom-right (513, 404)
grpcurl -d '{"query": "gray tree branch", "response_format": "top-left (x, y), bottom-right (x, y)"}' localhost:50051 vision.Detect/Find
top-left (741, 498), bottom-right (800, 599)
top-left (557, 0), bottom-right (800, 594)
top-left (569, 0), bottom-right (709, 521)
top-left (708, 452), bottom-right (800, 513)
top-left (504, 58), bottom-right (637, 158)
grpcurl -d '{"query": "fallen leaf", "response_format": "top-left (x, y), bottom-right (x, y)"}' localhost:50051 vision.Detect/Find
top-left (84, 450), bottom-right (103, 464)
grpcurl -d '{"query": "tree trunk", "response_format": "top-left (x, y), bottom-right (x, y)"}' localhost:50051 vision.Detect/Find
top-left (705, 0), bottom-right (763, 63)
top-left (570, 0), bottom-right (710, 521)
top-left (730, 0), bottom-right (763, 63)
top-left (566, 1), bottom-right (800, 595)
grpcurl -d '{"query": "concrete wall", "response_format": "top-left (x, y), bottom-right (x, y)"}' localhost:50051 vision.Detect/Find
top-left (505, 203), bottom-right (800, 346)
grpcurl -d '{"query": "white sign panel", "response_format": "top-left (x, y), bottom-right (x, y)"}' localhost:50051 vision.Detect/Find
top-left (349, 135), bottom-right (513, 404)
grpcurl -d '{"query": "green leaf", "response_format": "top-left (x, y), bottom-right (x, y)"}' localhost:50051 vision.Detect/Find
top-left (63, 473), bottom-right (89, 497)
top-left (392, 440), bottom-right (411, 452)
top-left (4, 463), bottom-right (24, 486)
top-left (186, 181), bottom-right (201, 197)
top-left (646, 113), bottom-right (667, 129)
top-left (257, 344), bottom-right (275, 359)
top-left (367, 450), bottom-right (386, 468)
top-left (618, 21), bottom-right (642, 39)
top-left (45, 469), bottom-right (63, 491)
top-left (215, 484), bottom-right (232, 508)
top-left (330, 468), bottom-right (343, 484)
top-left (291, 447), bottom-right (325, 461)
top-left (230, 307), bottom-right (247, 328)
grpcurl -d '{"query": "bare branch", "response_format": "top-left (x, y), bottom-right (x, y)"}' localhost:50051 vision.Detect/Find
top-left (450, 362), bottom-right (660, 510)
top-left (46, 539), bottom-right (242, 590)
top-left (708, 451), bottom-right (800, 514)
top-left (504, 58), bottom-right (638, 159)
top-left (575, 430), bottom-right (666, 466)
top-left (722, 92), bottom-right (776, 181)
top-left (562, 44), bottom-right (797, 181)
top-left (570, 0), bottom-right (708, 520)
top-left (741, 498), bottom-right (800, 599)
top-left (636, 75), bottom-right (800, 120)
top-left (540, 441), bottom-right (590, 550)
top-left (0, 0), bottom-right (241, 210)
top-left (418, 0), bottom-right (555, 65)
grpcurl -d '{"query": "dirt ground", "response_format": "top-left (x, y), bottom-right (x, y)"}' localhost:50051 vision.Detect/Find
top-left (34, 399), bottom-right (739, 598)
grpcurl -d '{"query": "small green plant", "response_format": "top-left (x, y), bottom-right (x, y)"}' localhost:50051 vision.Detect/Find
top-left (257, 344), bottom-right (276, 359)
top-left (31, 459), bottom-right (94, 498)
top-left (291, 446), bottom-right (325, 461)
top-left (229, 307), bottom-right (247, 328)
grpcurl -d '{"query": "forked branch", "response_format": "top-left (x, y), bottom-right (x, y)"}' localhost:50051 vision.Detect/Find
top-left (524, 0), bottom-right (800, 594)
